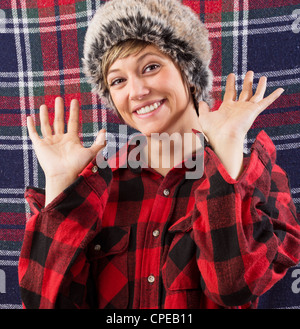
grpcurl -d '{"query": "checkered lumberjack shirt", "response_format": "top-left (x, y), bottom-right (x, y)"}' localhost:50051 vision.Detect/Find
top-left (18, 130), bottom-right (300, 309)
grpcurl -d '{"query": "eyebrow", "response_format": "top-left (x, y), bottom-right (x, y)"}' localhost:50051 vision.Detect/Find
top-left (107, 52), bottom-right (165, 76)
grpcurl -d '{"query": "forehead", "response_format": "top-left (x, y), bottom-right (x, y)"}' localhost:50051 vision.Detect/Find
top-left (108, 45), bottom-right (172, 71)
top-left (131, 44), bottom-right (168, 57)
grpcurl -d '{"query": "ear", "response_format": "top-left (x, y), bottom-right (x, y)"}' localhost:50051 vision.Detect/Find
top-left (190, 86), bottom-right (196, 95)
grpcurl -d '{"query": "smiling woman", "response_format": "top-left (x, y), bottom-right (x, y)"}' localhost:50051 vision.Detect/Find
top-left (18, 0), bottom-right (300, 309)
top-left (106, 44), bottom-right (197, 138)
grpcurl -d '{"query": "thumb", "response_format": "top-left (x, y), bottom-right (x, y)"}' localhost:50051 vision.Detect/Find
top-left (90, 129), bottom-right (107, 155)
top-left (197, 101), bottom-right (210, 116)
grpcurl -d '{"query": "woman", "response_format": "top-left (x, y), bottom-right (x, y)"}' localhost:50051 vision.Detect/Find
top-left (19, 0), bottom-right (300, 309)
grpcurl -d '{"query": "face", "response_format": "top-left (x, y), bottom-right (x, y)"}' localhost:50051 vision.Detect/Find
top-left (106, 45), bottom-right (197, 136)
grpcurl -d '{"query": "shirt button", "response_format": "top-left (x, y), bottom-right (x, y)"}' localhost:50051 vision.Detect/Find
top-left (147, 275), bottom-right (155, 283)
top-left (163, 189), bottom-right (170, 197)
top-left (92, 165), bottom-right (98, 173)
top-left (94, 244), bottom-right (101, 251)
top-left (152, 229), bottom-right (160, 237)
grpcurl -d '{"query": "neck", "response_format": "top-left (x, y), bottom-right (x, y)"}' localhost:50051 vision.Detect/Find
top-left (143, 105), bottom-right (203, 176)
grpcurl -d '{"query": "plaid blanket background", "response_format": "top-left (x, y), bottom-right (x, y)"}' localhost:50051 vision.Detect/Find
top-left (0, 0), bottom-right (299, 309)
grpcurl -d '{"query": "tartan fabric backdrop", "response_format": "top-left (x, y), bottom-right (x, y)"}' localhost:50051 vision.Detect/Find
top-left (0, 0), bottom-right (299, 309)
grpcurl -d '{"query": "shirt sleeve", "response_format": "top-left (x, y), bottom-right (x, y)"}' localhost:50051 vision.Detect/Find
top-left (18, 160), bottom-right (113, 309)
top-left (169, 130), bottom-right (300, 307)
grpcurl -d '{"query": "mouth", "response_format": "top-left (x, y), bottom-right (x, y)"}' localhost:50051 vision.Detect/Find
top-left (134, 99), bottom-right (165, 116)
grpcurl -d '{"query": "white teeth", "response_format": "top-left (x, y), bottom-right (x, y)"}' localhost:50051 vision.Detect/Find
top-left (136, 101), bottom-right (162, 115)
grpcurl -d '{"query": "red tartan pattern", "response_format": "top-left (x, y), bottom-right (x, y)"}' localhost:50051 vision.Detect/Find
top-left (18, 131), bottom-right (300, 309)
top-left (0, 0), bottom-right (299, 310)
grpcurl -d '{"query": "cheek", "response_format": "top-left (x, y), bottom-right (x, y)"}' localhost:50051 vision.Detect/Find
top-left (110, 92), bottom-right (126, 114)
top-left (110, 93), bottom-right (134, 126)
top-left (158, 70), bottom-right (177, 88)
top-left (160, 69), bottom-right (188, 99)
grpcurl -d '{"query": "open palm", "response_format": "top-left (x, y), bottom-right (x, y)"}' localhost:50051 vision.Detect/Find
top-left (27, 97), bottom-right (106, 182)
top-left (197, 71), bottom-right (284, 147)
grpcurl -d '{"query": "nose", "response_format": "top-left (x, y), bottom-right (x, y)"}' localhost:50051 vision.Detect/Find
top-left (128, 76), bottom-right (150, 100)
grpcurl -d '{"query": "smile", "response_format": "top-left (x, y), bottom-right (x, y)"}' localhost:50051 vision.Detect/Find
top-left (136, 100), bottom-right (164, 115)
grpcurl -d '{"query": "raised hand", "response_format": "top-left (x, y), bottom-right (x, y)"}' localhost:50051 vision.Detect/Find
top-left (27, 97), bottom-right (106, 206)
top-left (197, 71), bottom-right (284, 146)
top-left (197, 71), bottom-right (284, 179)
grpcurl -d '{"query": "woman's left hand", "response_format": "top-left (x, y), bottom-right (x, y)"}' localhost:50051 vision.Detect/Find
top-left (197, 70), bottom-right (284, 148)
top-left (196, 71), bottom-right (284, 180)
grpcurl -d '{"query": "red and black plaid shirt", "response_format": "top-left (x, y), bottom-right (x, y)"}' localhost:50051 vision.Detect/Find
top-left (18, 130), bottom-right (300, 309)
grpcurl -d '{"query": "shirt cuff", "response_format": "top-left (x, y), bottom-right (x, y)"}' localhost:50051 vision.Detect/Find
top-left (25, 158), bottom-right (113, 215)
top-left (204, 130), bottom-right (277, 185)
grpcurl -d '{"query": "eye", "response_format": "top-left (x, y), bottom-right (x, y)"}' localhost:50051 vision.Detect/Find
top-left (110, 78), bottom-right (125, 87)
top-left (143, 64), bottom-right (160, 73)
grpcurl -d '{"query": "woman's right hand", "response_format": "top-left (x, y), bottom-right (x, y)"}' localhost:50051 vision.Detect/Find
top-left (27, 97), bottom-right (106, 206)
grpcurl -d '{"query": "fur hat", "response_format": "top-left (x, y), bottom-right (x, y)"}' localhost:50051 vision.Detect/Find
top-left (82, 0), bottom-right (213, 112)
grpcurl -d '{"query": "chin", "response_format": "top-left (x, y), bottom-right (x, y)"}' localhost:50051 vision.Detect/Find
top-left (141, 126), bottom-right (166, 137)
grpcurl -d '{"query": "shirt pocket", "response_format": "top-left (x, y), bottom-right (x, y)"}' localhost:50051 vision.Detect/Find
top-left (165, 217), bottom-right (201, 291)
top-left (88, 225), bottom-right (130, 309)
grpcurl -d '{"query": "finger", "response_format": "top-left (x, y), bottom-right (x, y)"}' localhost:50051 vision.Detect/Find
top-left (223, 73), bottom-right (237, 102)
top-left (27, 116), bottom-right (40, 144)
top-left (40, 104), bottom-right (52, 138)
top-left (53, 97), bottom-right (65, 135)
top-left (90, 129), bottom-right (107, 155)
top-left (257, 88), bottom-right (284, 114)
top-left (67, 99), bottom-right (80, 133)
top-left (239, 71), bottom-right (254, 102)
top-left (250, 76), bottom-right (267, 103)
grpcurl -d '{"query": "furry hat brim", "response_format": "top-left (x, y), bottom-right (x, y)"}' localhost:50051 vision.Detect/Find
top-left (82, 0), bottom-right (213, 112)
